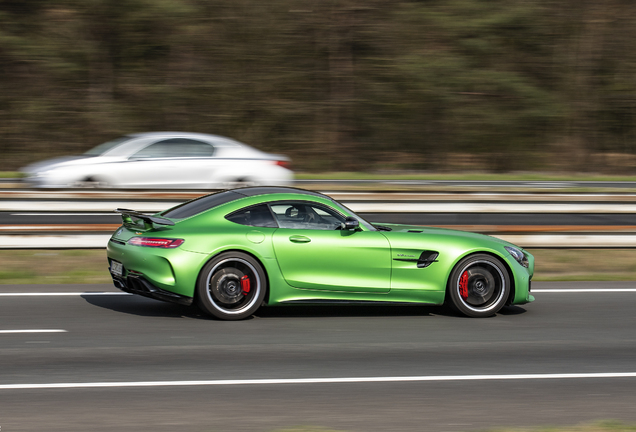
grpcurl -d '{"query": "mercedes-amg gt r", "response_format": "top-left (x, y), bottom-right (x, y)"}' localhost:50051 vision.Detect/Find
top-left (107, 187), bottom-right (534, 319)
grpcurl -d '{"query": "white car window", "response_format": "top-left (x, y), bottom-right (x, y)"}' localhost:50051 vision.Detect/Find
top-left (131, 139), bottom-right (214, 159)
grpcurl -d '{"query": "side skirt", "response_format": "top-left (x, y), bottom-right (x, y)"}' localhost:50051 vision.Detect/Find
top-left (278, 299), bottom-right (437, 306)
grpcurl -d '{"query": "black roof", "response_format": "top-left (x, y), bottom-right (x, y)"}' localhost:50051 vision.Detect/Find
top-left (161, 186), bottom-right (331, 219)
top-left (233, 186), bottom-right (329, 199)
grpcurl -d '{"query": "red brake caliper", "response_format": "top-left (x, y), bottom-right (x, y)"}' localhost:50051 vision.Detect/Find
top-left (459, 271), bottom-right (469, 300)
top-left (240, 275), bottom-right (251, 294)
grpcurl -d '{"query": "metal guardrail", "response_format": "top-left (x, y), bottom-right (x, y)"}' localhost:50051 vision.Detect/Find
top-left (6, 178), bottom-right (636, 188)
top-left (1, 233), bottom-right (635, 249)
top-left (1, 189), bottom-right (636, 248)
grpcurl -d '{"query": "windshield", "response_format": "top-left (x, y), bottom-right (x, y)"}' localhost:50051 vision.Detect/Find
top-left (84, 136), bottom-right (132, 156)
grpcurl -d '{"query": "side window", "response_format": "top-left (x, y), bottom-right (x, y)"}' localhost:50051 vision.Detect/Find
top-left (131, 138), bottom-right (214, 159)
top-left (225, 204), bottom-right (277, 228)
top-left (270, 202), bottom-right (345, 230)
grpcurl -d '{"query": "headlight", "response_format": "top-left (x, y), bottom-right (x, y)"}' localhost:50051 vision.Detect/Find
top-left (505, 246), bottom-right (529, 268)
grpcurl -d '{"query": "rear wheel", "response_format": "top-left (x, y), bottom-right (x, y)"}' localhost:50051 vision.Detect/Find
top-left (224, 178), bottom-right (257, 189)
top-left (74, 176), bottom-right (108, 188)
top-left (447, 254), bottom-right (510, 318)
top-left (196, 252), bottom-right (266, 320)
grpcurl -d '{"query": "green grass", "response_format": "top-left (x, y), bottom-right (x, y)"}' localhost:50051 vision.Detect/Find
top-left (5, 169), bottom-right (636, 181)
top-left (1, 249), bottom-right (635, 285)
top-left (530, 249), bottom-right (636, 281)
top-left (0, 171), bottom-right (23, 178)
top-left (0, 250), bottom-right (111, 284)
top-left (294, 171), bottom-right (636, 182)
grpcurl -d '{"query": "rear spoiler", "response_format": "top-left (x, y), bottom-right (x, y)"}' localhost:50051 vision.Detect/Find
top-left (115, 208), bottom-right (175, 230)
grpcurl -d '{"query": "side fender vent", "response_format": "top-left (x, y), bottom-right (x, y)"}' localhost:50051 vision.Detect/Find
top-left (393, 250), bottom-right (439, 268)
top-left (417, 251), bottom-right (439, 268)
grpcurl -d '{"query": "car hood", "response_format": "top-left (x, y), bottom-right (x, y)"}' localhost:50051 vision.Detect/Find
top-left (375, 223), bottom-right (517, 248)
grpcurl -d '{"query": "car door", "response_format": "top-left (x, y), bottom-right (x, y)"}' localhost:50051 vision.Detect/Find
top-left (164, 139), bottom-right (220, 187)
top-left (121, 138), bottom-right (217, 187)
top-left (270, 201), bottom-right (391, 293)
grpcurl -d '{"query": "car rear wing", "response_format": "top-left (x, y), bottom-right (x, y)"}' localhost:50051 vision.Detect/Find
top-left (115, 208), bottom-right (175, 230)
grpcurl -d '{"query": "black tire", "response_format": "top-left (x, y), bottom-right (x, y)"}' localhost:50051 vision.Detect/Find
top-left (224, 178), bottom-right (257, 189)
top-left (196, 252), bottom-right (267, 320)
top-left (74, 176), bottom-right (108, 188)
top-left (447, 254), bottom-right (510, 318)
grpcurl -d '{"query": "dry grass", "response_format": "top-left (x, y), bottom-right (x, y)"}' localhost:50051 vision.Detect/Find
top-left (0, 249), bottom-right (111, 284)
top-left (0, 249), bottom-right (635, 285)
top-left (530, 249), bottom-right (636, 281)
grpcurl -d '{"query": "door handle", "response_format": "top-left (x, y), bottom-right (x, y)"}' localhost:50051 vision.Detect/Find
top-left (289, 235), bottom-right (311, 243)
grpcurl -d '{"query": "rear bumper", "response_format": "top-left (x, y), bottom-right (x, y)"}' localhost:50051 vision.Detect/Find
top-left (111, 272), bottom-right (193, 306)
top-left (107, 236), bottom-right (208, 300)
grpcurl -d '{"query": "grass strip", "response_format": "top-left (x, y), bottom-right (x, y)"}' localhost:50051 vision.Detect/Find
top-left (0, 250), bottom-right (111, 285)
top-left (294, 171), bottom-right (636, 182)
top-left (0, 171), bottom-right (23, 178)
top-left (5, 170), bottom-right (636, 182)
top-left (0, 249), bottom-right (635, 285)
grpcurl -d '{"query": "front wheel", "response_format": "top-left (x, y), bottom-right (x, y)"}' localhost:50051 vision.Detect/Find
top-left (196, 252), bottom-right (267, 320)
top-left (447, 254), bottom-right (510, 318)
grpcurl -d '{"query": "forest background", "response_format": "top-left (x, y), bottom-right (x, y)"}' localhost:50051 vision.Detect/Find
top-left (1, 0), bottom-right (636, 173)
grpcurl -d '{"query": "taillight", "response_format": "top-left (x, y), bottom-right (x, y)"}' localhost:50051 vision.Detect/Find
top-left (128, 237), bottom-right (184, 248)
top-left (273, 160), bottom-right (291, 169)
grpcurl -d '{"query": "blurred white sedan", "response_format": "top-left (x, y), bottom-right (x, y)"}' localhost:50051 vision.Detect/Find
top-left (21, 132), bottom-right (293, 189)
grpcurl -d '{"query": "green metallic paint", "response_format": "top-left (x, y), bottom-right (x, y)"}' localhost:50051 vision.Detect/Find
top-left (272, 229), bottom-right (391, 292)
top-left (106, 189), bottom-right (534, 311)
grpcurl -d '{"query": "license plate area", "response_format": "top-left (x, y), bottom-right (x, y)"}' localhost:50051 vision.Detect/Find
top-left (110, 260), bottom-right (124, 277)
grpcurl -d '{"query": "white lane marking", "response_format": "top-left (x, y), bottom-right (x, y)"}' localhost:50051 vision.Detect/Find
top-left (0, 202), bottom-right (169, 212)
top-left (1, 372), bottom-right (636, 390)
top-left (0, 234), bottom-right (111, 249)
top-left (533, 289), bottom-right (636, 293)
top-left (0, 292), bottom-right (131, 296)
top-left (10, 213), bottom-right (120, 216)
top-left (0, 329), bottom-right (67, 334)
top-left (346, 202), bottom-right (636, 214)
top-left (0, 226), bottom-right (111, 231)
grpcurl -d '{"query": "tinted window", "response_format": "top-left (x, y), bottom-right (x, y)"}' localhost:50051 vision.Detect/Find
top-left (270, 202), bottom-right (345, 230)
top-left (234, 187), bottom-right (328, 198)
top-left (226, 204), bottom-right (277, 228)
top-left (162, 191), bottom-right (242, 219)
top-left (131, 138), bottom-right (214, 159)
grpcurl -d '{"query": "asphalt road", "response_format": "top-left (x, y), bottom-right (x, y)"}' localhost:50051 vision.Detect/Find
top-left (1, 282), bottom-right (636, 431)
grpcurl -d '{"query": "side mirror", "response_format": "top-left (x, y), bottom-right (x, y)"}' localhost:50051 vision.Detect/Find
top-left (340, 217), bottom-right (359, 231)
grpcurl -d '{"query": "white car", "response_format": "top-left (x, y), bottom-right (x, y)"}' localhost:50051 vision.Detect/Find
top-left (21, 132), bottom-right (293, 189)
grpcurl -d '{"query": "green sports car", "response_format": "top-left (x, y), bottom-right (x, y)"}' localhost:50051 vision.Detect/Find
top-left (107, 187), bottom-right (534, 319)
